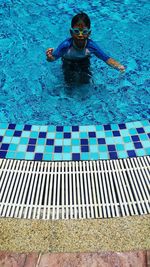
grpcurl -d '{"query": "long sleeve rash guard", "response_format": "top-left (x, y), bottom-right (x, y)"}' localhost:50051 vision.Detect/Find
top-left (52, 38), bottom-right (110, 62)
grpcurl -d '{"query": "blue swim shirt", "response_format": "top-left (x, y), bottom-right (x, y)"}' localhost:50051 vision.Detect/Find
top-left (52, 38), bottom-right (110, 61)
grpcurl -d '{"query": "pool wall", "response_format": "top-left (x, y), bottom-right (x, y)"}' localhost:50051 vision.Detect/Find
top-left (0, 119), bottom-right (150, 161)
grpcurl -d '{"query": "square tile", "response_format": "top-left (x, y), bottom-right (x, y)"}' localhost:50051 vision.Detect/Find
top-left (6, 151), bottom-right (16, 159)
top-left (24, 124), bottom-right (32, 131)
top-left (48, 125), bottom-right (55, 132)
top-left (39, 132), bottom-right (47, 138)
top-left (20, 137), bottom-right (28, 145)
top-left (136, 149), bottom-right (146, 157)
top-left (30, 131), bottom-right (39, 138)
top-left (124, 143), bottom-right (134, 150)
top-left (109, 152), bottom-right (118, 159)
top-left (46, 139), bottom-right (54, 145)
top-left (25, 152), bottom-right (35, 160)
top-left (9, 144), bottom-right (17, 151)
top-left (47, 132), bottom-right (55, 138)
top-left (121, 129), bottom-right (129, 136)
top-left (16, 152), bottom-right (25, 159)
top-left (72, 139), bottom-right (80, 145)
top-left (64, 132), bottom-right (71, 138)
top-left (111, 124), bottom-right (119, 130)
top-left (0, 129), bottom-right (6, 135)
top-left (62, 153), bottom-right (71, 160)
top-left (2, 136), bottom-right (12, 143)
top-left (17, 145), bottom-right (27, 152)
top-left (96, 131), bottom-right (105, 138)
top-left (89, 138), bottom-right (97, 145)
top-left (90, 152), bottom-right (99, 160)
top-left (105, 137), bottom-right (115, 144)
top-left (72, 126), bottom-right (79, 131)
top-left (43, 153), bottom-right (53, 160)
top-left (0, 123), bottom-right (8, 129)
top-left (64, 139), bottom-right (71, 145)
top-left (90, 145), bottom-right (98, 153)
top-left (80, 132), bottom-right (88, 138)
top-left (72, 132), bottom-right (80, 138)
top-left (39, 125), bottom-right (48, 131)
top-left (95, 125), bottom-right (103, 131)
top-left (81, 153), bottom-right (90, 160)
top-left (22, 131), bottom-right (30, 137)
top-left (139, 134), bottom-right (148, 141)
top-left (116, 144), bottom-right (124, 151)
top-left (129, 128), bottom-right (137, 135)
top-left (72, 153), bottom-right (80, 160)
top-left (117, 151), bottom-right (127, 158)
top-left (5, 130), bottom-right (14, 136)
top-left (98, 145), bottom-right (107, 152)
top-left (32, 125), bottom-right (40, 131)
top-left (145, 147), bottom-right (150, 155)
top-left (98, 138), bottom-right (106, 144)
top-left (72, 146), bottom-right (80, 153)
top-left (35, 145), bottom-right (45, 153)
top-left (55, 139), bottom-right (63, 145)
top-left (64, 126), bottom-right (71, 132)
top-left (127, 150), bottom-right (136, 157)
top-left (142, 141), bottom-right (150, 148)
top-left (99, 152), bottom-right (109, 159)
top-left (45, 146), bottom-right (53, 153)
top-left (105, 131), bottom-right (113, 137)
top-left (34, 153), bottom-right (43, 160)
top-left (37, 139), bottom-right (45, 145)
top-left (54, 146), bottom-right (62, 153)
top-left (0, 151), bottom-right (7, 158)
top-left (11, 137), bottom-right (20, 144)
top-left (81, 146), bottom-right (89, 152)
top-left (123, 136), bottom-right (131, 143)
top-left (108, 145), bottom-right (116, 151)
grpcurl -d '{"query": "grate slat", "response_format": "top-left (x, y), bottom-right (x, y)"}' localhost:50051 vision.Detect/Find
top-left (0, 157), bottom-right (149, 220)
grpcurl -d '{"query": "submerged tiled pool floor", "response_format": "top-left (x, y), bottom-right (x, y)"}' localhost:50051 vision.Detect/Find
top-left (0, 120), bottom-right (150, 161)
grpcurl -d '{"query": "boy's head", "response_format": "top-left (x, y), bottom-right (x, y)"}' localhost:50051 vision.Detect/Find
top-left (70, 12), bottom-right (91, 46)
top-left (71, 12), bottom-right (91, 29)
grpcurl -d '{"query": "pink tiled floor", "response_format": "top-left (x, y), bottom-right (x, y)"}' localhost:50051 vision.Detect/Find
top-left (0, 250), bottom-right (149, 267)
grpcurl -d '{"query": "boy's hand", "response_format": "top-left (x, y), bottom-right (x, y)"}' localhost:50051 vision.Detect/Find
top-left (46, 48), bottom-right (55, 61)
top-left (118, 65), bottom-right (125, 72)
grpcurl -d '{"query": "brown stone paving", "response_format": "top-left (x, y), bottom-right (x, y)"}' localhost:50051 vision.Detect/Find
top-left (0, 250), bottom-right (149, 267)
top-left (0, 253), bottom-right (26, 267)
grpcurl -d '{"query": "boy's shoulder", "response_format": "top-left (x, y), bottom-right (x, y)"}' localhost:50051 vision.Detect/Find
top-left (87, 38), bottom-right (98, 47)
top-left (59, 37), bottom-right (73, 48)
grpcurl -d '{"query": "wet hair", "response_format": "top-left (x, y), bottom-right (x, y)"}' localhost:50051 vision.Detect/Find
top-left (71, 12), bottom-right (91, 29)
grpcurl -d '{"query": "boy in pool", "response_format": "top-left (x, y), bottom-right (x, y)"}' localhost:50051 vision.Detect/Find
top-left (46, 12), bottom-right (125, 84)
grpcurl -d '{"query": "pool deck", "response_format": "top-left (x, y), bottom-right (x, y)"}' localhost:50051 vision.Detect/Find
top-left (0, 250), bottom-right (149, 267)
top-left (0, 215), bottom-right (150, 253)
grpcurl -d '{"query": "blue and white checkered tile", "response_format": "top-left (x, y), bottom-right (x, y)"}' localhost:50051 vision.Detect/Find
top-left (0, 120), bottom-right (150, 161)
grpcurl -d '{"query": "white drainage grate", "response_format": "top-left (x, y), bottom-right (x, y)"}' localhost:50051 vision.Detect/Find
top-left (0, 157), bottom-right (150, 220)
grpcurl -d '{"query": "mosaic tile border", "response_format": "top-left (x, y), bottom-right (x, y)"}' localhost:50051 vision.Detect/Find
top-left (0, 120), bottom-right (150, 161)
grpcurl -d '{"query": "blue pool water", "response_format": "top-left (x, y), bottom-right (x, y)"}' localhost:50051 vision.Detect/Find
top-left (0, 0), bottom-right (150, 125)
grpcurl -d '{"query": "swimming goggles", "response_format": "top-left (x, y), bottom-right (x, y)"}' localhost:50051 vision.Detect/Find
top-left (70, 27), bottom-right (91, 35)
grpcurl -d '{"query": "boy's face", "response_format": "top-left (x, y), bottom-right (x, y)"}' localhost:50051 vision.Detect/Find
top-left (71, 20), bottom-right (91, 47)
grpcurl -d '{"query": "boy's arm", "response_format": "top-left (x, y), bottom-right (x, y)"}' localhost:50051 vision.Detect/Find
top-left (106, 58), bottom-right (125, 72)
top-left (88, 40), bottom-right (125, 72)
top-left (46, 39), bottom-right (71, 62)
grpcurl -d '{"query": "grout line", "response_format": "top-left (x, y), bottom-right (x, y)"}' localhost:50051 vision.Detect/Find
top-left (35, 252), bottom-right (42, 267)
